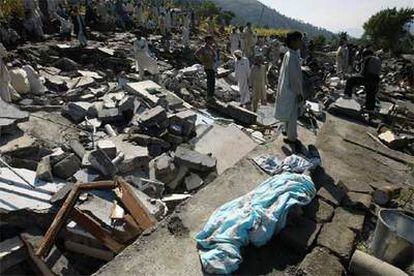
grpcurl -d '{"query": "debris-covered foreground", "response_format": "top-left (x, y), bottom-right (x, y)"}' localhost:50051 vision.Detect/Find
top-left (1, 29), bottom-right (414, 276)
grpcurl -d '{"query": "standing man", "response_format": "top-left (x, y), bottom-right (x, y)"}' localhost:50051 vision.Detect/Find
top-left (274, 31), bottom-right (304, 146)
top-left (250, 55), bottom-right (267, 112)
top-left (0, 43), bottom-right (11, 102)
top-left (344, 49), bottom-right (381, 112)
top-left (230, 27), bottom-right (240, 54)
top-left (195, 36), bottom-right (216, 101)
top-left (242, 23), bottom-right (256, 59)
top-left (133, 28), bottom-right (159, 80)
top-left (71, 6), bottom-right (87, 47)
top-left (234, 50), bottom-right (251, 108)
top-left (336, 39), bottom-right (349, 79)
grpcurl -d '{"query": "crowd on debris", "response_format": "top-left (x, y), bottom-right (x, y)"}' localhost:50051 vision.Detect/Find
top-left (0, 0), bottom-right (413, 275)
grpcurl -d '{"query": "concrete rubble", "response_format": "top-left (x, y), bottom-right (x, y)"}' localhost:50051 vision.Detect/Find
top-left (0, 5), bottom-right (413, 276)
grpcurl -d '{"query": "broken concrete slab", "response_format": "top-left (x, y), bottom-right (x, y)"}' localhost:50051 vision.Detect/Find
top-left (317, 185), bottom-right (346, 206)
top-left (52, 153), bottom-right (81, 179)
top-left (0, 167), bottom-right (65, 211)
top-left (343, 191), bottom-right (372, 210)
top-left (184, 173), bottom-right (204, 191)
top-left (88, 149), bottom-right (117, 177)
top-left (77, 195), bottom-right (113, 229)
top-left (149, 153), bottom-right (177, 184)
top-left (297, 247), bottom-right (345, 275)
top-left (53, 57), bottom-right (80, 71)
top-left (169, 110), bottom-right (197, 137)
top-left (332, 207), bottom-right (365, 233)
top-left (303, 197), bottom-right (335, 223)
top-left (167, 166), bottom-right (189, 191)
top-left (207, 100), bottom-right (257, 125)
top-left (174, 146), bottom-right (217, 172)
top-left (97, 139), bottom-right (117, 159)
top-left (62, 102), bottom-right (93, 123)
top-left (0, 237), bottom-right (27, 273)
top-left (378, 130), bottom-right (410, 150)
top-left (109, 135), bottom-right (149, 173)
top-left (97, 108), bottom-right (124, 124)
top-left (69, 140), bottom-right (86, 160)
top-left (279, 217), bottom-right (322, 252)
top-left (138, 106), bottom-right (167, 127)
top-left (36, 156), bottom-right (53, 182)
top-left (192, 123), bottom-right (257, 175)
top-left (317, 222), bottom-right (356, 260)
top-left (126, 81), bottom-right (162, 106)
top-left (330, 97), bottom-right (362, 118)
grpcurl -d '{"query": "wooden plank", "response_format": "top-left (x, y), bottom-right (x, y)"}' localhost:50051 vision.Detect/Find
top-left (20, 234), bottom-right (54, 276)
top-left (71, 208), bottom-right (124, 253)
top-left (64, 241), bottom-right (114, 261)
top-left (116, 178), bottom-right (156, 230)
top-left (79, 181), bottom-right (116, 191)
top-left (36, 184), bottom-right (81, 257)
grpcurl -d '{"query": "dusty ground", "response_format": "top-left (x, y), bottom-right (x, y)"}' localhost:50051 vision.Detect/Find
top-left (94, 112), bottom-right (413, 276)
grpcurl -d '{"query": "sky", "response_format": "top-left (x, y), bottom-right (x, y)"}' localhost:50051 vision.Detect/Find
top-left (259, 0), bottom-right (414, 37)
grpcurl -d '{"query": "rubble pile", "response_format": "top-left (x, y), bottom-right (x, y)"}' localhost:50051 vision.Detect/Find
top-left (0, 28), bottom-right (267, 274)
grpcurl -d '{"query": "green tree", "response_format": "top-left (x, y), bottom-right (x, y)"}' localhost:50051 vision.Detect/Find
top-left (363, 8), bottom-right (414, 53)
top-left (198, 1), bottom-right (221, 18)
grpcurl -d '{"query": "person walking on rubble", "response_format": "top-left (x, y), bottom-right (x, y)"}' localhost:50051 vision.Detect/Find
top-left (133, 28), bottom-right (159, 80)
top-left (274, 31), bottom-right (304, 146)
top-left (195, 36), bottom-right (217, 101)
top-left (234, 50), bottom-right (251, 108)
top-left (344, 49), bottom-right (382, 113)
top-left (336, 39), bottom-right (349, 79)
top-left (250, 55), bottom-right (267, 112)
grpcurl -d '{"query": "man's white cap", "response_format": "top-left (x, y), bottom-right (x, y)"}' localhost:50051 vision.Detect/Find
top-left (234, 50), bottom-right (243, 58)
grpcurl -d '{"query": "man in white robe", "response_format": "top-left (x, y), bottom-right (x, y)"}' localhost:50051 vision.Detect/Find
top-left (242, 23), bottom-right (256, 59)
top-left (336, 39), bottom-right (349, 79)
top-left (234, 50), bottom-right (251, 108)
top-left (230, 27), bottom-right (240, 54)
top-left (181, 25), bottom-right (190, 47)
top-left (0, 43), bottom-right (11, 102)
top-left (133, 31), bottom-right (159, 80)
top-left (274, 31), bottom-right (304, 145)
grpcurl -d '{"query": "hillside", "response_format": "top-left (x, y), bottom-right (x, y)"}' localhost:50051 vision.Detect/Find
top-left (212, 0), bottom-right (334, 38)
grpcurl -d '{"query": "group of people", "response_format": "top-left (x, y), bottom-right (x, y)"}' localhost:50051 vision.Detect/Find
top-left (336, 37), bottom-right (382, 113)
top-left (1, 0), bottom-right (384, 149)
top-left (0, 0), bottom-right (195, 48)
top-left (196, 26), bottom-right (383, 148)
top-left (195, 29), bottom-right (304, 146)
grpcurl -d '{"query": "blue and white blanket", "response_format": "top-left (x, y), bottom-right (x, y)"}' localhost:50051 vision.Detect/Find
top-left (195, 171), bottom-right (316, 274)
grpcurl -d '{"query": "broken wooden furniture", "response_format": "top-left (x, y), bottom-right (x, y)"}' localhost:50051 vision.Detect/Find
top-left (21, 178), bottom-right (156, 273)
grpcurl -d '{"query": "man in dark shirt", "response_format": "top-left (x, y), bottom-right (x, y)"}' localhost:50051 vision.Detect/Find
top-left (344, 49), bottom-right (382, 111)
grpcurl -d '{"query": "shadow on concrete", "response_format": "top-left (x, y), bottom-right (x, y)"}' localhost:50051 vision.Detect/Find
top-left (236, 235), bottom-right (304, 275)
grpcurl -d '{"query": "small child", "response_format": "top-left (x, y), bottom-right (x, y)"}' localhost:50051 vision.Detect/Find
top-left (250, 55), bottom-right (267, 112)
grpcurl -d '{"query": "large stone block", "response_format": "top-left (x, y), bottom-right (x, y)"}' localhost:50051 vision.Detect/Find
top-left (332, 207), bottom-right (365, 233)
top-left (138, 106), bottom-right (167, 127)
top-left (297, 247), bottom-right (345, 275)
top-left (303, 197), bottom-right (335, 223)
top-left (174, 146), bottom-right (216, 172)
top-left (52, 153), bottom-right (81, 179)
top-left (317, 222), bottom-right (356, 260)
